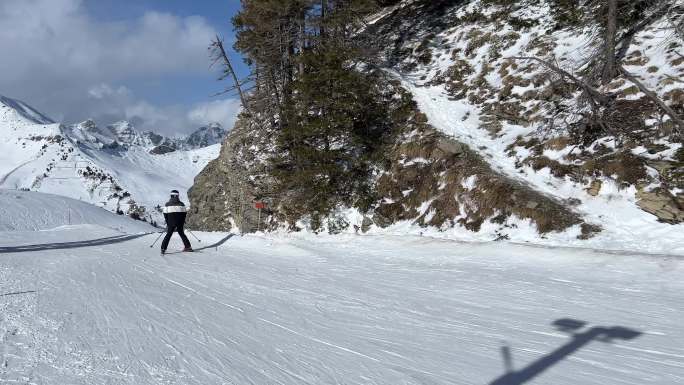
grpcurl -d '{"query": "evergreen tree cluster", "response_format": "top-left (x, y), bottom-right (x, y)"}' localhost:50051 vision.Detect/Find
top-left (231, 0), bottom-right (395, 227)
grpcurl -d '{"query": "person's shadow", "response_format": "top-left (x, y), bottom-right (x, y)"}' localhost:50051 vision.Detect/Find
top-left (489, 318), bottom-right (642, 385)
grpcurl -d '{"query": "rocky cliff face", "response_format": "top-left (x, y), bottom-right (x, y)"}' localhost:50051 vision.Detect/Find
top-left (187, 118), bottom-right (276, 233)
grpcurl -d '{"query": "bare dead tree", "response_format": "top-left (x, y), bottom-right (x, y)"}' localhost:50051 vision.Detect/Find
top-left (210, 35), bottom-right (251, 115)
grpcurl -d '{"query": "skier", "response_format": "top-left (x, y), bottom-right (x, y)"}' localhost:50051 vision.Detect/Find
top-left (160, 189), bottom-right (193, 254)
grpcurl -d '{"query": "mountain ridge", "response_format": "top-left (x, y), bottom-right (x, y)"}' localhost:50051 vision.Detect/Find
top-left (0, 94), bottom-right (224, 224)
top-left (1, 94), bottom-right (227, 154)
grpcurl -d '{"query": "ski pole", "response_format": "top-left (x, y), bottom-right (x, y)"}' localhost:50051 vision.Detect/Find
top-left (149, 232), bottom-right (164, 248)
top-left (187, 230), bottom-right (202, 243)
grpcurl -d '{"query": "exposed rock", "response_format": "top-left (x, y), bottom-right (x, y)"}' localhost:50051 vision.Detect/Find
top-left (187, 120), bottom-right (276, 232)
top-left (361, 216), bottom-right (373, 233)
top-left (188, 72), bottom-right (589, 236)
top-left (181, 123), bottom-right (227, 150)
top-left (578, 223), bottom-right (602, 240)
top-left (431, 138), bottom-right (465, 159)
top-left (636, 187), bottom-right (684, 224)
top-left (586, 180), bottom-right (602, 196)
top-left (374, 122), bottom-right (586, 235)
top-left (149, 143), bottom-right (177, 155)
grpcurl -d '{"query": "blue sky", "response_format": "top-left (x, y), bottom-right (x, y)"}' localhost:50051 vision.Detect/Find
top-left (0, 0), bottom-right (250, 135)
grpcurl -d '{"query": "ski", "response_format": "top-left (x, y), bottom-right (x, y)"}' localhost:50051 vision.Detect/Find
top-left (161, 250), bottom-right (201, 255)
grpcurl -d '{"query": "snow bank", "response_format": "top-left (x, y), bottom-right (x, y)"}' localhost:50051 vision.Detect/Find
top-left (0, 189), bottom-right (153, 232)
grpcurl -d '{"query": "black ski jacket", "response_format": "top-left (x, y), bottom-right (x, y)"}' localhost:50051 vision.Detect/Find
top-left (163, 197), bottom-right (188, 227)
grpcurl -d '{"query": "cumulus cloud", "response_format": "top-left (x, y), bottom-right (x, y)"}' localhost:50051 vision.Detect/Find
top-left (0, 0), bottom-right (240, 135)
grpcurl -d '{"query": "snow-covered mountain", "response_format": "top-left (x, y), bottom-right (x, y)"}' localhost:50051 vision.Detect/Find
top-left (181, 122), bottom-right (226, 149)
top-left (66, 119), bottom-right (227, 153)
top-left (0, 94), bottom-right (224, 224)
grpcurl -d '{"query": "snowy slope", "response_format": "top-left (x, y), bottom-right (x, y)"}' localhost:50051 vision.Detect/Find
top-left (0, 96), bottom-right (62, 180)
top-left (402, 82), bottom-right (684, 254)
top-left (1, 229), bottom-right (682, 384)
top-left (0, 95), bottom-right (221, 223)
top-left (71, 142), bottom-right (220, 214)
top-left (0, 95), bottom-right (53, 125)
top-left (363, 0), bottom-right (684, 250)
top-left (0, 189), bottom-right (153, 232)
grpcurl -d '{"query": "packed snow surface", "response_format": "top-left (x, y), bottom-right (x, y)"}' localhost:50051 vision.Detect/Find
top-left (2, 227), bottom-right (682, 384)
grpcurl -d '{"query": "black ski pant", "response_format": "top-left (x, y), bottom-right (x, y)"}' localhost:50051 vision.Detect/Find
top-left (161, 224), bottom-right (191, 250)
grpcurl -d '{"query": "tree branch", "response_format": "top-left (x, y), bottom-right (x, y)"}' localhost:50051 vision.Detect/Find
top-left (508, 56), bottom-right (609, 105)
top-left (619, 65), bottom-right (683, 135)
top-left (615, 1), bottom-right (673, 62)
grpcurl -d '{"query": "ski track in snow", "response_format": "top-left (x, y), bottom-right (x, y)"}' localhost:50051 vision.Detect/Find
top-left (1, 228), bottom-right (683, 384)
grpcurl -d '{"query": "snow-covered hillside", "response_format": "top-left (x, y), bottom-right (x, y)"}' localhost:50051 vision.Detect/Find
top-left (1, 228), bottom-right (682, 384)
top-left (354, 0), bottom-right (684, 250)
top-left (0, 189), bottom-right (153, 232)
top-left (0, 95), bottom-right (222, 224)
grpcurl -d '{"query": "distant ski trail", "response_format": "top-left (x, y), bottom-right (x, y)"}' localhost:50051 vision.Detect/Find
top-left (0, 158), bottom-right (37, 186)
top-left (1, 228), bottom-right (683, 384)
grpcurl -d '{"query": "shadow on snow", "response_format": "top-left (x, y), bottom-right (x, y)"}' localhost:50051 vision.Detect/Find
top-left (194, 233), bottom-right (235, 252)
top-left (0, 233), bottom-right (151, 254)
top-left (490, 318), bottom-right (642, 385)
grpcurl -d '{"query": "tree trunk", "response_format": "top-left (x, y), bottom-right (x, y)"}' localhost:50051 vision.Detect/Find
top-left (298, 7), bottom-right (306, 76)
top-left (255, 63), bottom-right (261, 93)
top-left (320, 0), bottom-right (328, 39)
top-left (602, 0), bottom-right (618, 85)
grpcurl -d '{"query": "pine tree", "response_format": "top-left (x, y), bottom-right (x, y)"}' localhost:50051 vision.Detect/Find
top-left (231, 0), bottom-right (384, 227)
top-left (273, 43), bottom-right (387, 220)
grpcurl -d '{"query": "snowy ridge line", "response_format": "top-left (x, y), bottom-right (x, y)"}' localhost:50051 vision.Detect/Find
top-left (0, 95), bottom-right (54, 124)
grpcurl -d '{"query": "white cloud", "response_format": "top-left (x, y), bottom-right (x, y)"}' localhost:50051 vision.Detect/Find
top-left (188, 99), bottom-right (242, 129)
top-left (0, 0), bottom-right (233, 135)
top-left (88, 84), bottom-right (131, 100)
